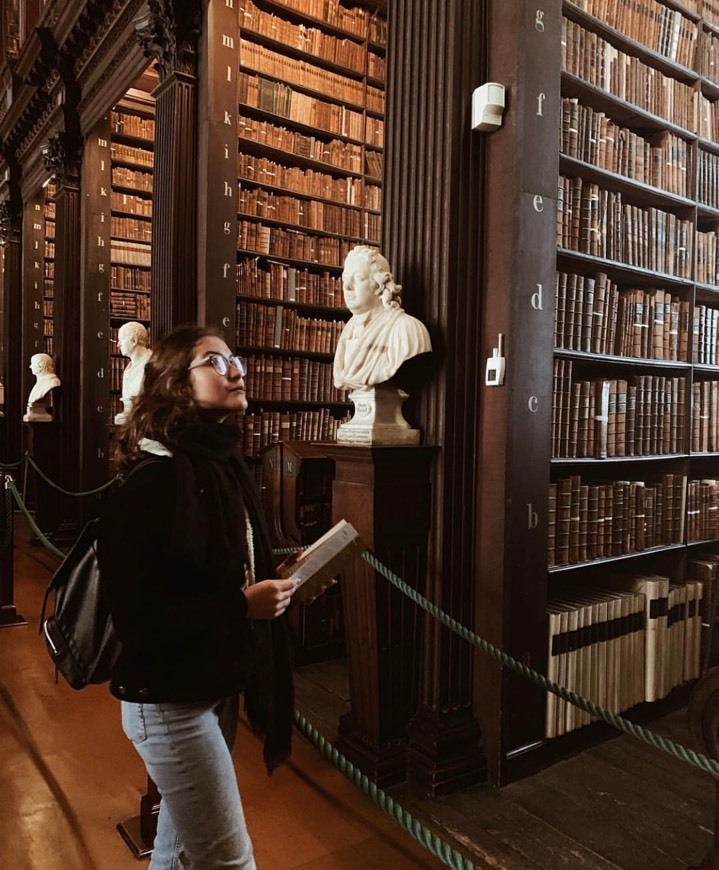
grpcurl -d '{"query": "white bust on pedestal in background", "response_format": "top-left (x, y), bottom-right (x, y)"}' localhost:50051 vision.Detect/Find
top-left (114, 321), bottom-right (152, 425)
top-left (333, 246), bottom-right (432, 445)
top-left (23, 354), bottom-right (61, 422)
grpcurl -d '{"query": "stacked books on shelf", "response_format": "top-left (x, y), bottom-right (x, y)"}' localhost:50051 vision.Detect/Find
top-left (545, 0), bottom-right (719, 746)
top-left (236, 0), bottom-right (385, 457)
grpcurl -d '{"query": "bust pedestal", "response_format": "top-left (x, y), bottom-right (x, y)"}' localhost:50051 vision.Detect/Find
top-left (336, 384), bottom-right (420, 445)
top-left (315, 443), bottom-right (438, 787)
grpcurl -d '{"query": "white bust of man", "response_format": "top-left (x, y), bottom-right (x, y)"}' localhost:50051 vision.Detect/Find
top-left (114, 321), bottom-right (152, 424)
top-left (24, 353), bottom-right (61, 422)
top-left (333, 246), bottom-right (432, 392)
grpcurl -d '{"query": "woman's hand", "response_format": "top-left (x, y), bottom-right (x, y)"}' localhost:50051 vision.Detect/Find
top-left (244, 578), bottom-right (296, 619)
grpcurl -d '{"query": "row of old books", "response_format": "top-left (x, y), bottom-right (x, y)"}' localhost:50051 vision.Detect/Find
top-left (237, 153), bottom-right (381, 208)
top-left (111, 111), bottom-right (155, 141)
top-left (689, 552), bottom-right (719, 664)
top-left (236, 258), bottom-right (344, 306)
top-left (555, 271), bottom-right (690, 360)
top-left (111, 265), bottom-right (151, 292)
top-left (44, 241), bottom-right (55, 259)
top-left (42, 299), bottom-right (52, 317)
top-left (111, 191), bottom-right (152, 217)
top-left (241, 40), bottom-right (377, 111)
top-left (111, 143), bottom-right (153, 168)
top-left (265, 0), bottom-right (387, 43)
top-left (237, 300), bottom-right (343, 354)
top-left (110, 291), bottom-right (151, 321)
top-left (696, 304), bottom-right (719, 364)
top-left (43, 277), bottom-right (53, 295)
top-left (691, 381), bottom-right (719, 451)
top-left (696, 229), bottom-right (719, 284)
top-left (44, 200), bottom-right (55, 220)
top-left (243, 353), bottom-right (349, 403)
top-left (558, 177), bottom-right (694, 276)
top-left (562, 19), bottom-right (696, 130)
top-left (239, 116), bottom-right (363, 174)
top-left (111, 240), bottom-right (151, 268)
top-left (109, 356), bottom-right (125, 392)
top-left (561, 98), bottom-right (689, 197)
top-left (548, 474), bottom-right (686, 567)
top-left (45, 219), bottom-right (55, 239)
top-left (568, 0), bottom-right (698, 67)
top-left (240, 0), bottom-right (384, 78)
top-left (552, 362), bottom-right (687, 458)
top-left (698, 148), bottom-right (719, 209)
top-left (238, 220), bottom-right (355, 266)
top-left (546, 574), bottom-right (703, 737)
top-left (238, 186), bottom-right (379, 241)
top-left (240, 408), bottom-right (350, 455)
top-left (110, 216), bottom-right (152, 243)
top-left (700, 25), bottom-right (719, 84)
top-left (697, 92), bottom-right (719, 141)
top-left (239, 72), bottom-right (368, 143)
top-left (687, 479), bottom-right (719, 541)
top-left (44, 262), bottom-right (54, 280)
top-left (112, 166), bottom-right (152, 193)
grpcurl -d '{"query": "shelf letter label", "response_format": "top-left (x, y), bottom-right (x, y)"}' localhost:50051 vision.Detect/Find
top-left (97, 368), bottom-right (105, 378)
top-left (536, 93), bottom-right (546, 116)
top-left (226, 0), bottom-right (233, 6)
top-left (531, 283), bottom-right (543, 310)
top-left (528, 396), bottom-right (539, 412)
top-left (33, 222), bottom-right (41, 231)
top-left (97, 405), bottom-right (104, 413)
top-left (97, 236), bottom-right (105, 247)
top-left (97, 292), bottom-right (103, 302)
top-left (97, 448), bottom-right (105, 459)
top-left (98, 263), bottom-right (105, 273)
top-left (224, 143), bottom-right (230, 159)
top-left (223, 263), bottom-right (231, 278)
top-left (98, 138), bottom-right (108, 148)
top-left (97, 331), bottom-right (104, 339)
top-left (532, 195), bottom-right (544, 212)
top-left (222, 35), bottom-right (234, 48)
top-left (222, 317), bottom-right (231, 327)
top-left (224, 181), bottom-right (232, 197)
top-left (535, 10), bottom-right (545, 31)
top-left (224, 111), bottom-right (232, 125)
top-left (227, 65), bottom-right (233, 82)
top-left (34, 300), bottom-right (40, 310)
top-left (527, 504), bottom-right (539, 530)
top-left (100, 187), bottom-right (107, 197)
top-left (224, 221), bottom-right (231, 234)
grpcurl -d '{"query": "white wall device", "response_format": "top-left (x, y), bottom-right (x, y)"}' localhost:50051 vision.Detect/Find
top-left (472, 82), bottom-right (506, 132)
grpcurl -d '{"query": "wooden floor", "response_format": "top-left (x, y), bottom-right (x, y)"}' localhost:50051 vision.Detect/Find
top-left (2, 527), bottom-right (717, 869)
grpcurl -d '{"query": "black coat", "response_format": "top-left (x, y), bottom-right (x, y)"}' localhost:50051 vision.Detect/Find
top-left (98, 457), bottom-right (254, 703)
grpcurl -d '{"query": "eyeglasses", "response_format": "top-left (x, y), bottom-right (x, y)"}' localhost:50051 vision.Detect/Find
top-left (188, 353), bottom-right (247, 377)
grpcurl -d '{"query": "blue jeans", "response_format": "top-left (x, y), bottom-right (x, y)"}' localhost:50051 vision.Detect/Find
top-left (121, 695), bottom-right (256, 869)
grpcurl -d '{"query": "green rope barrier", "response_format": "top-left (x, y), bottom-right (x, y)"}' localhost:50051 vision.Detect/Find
top-left (293, 710), bottom-right (478, 870)
top-left (361, 551), bottom-right (719, 779)
top-left (0, 456), bottom-right (26, 469)
top-left (26, 455), bottom-right (119, 497)
top-left (6, 479), bottom-right (64, 560)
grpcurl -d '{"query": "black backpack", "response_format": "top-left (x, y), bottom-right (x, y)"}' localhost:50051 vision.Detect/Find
top-left (39, 458), bottom-right (159, 689)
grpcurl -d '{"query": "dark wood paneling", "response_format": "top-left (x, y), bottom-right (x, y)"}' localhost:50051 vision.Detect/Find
top-left (197, 0), bottom-right (239, 339)
top-left (79, 116), bottom-right (112, 505)
top-left (383, 0), bottom-right (487, 794)
top-left (0, 201), bottom-right (23, 462)
top-left (151, 71), bottom-right (198, 339)
top-left (22, 190), bottom-right (45, 400)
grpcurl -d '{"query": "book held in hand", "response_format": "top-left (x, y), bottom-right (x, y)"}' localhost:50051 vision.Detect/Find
top-left (276, 519), bottom-right (365, 605)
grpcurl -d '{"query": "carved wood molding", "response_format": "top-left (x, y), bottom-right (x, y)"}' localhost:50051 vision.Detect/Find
top-left (74, 0), bottom-right (142, 84)
top-left (0, 199), bottom-right (22, 243)
top-left (134, 0), bottom-right (202, 81)
top-left (41, 131), bottom-right (81, 187)
top-left (77, 33), bottom-right (137, 116)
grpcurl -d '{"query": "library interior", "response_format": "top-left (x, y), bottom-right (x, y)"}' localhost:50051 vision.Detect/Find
top-left (2, 0), bottom-right (719, 868)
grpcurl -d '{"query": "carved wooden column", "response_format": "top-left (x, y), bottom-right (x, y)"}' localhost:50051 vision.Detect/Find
top-left (42, 131), bottom-right (82, 523)
top-left (319, 445), bottom-right (437, 787)
top-left (135, 0), bottom-right (202, 340)
top-left (383, 0), bottom-right (487, 794)
top-left (0, 196), bottom-right (23, 463)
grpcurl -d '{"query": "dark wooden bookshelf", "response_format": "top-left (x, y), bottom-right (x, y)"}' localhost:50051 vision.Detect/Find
top-left (237, 135), bottom-right (369, 181)
top-left (548, 543), bottom-right (687, 573)
top-left (239, 101), bottom-right (368, 148)
top-left (238, 174), bottom-right (380, 213)
top-left (556, 247), bottom-right (694, 286)
top-left (236, 247), bottom-right (344, 271)
top-left (236, 210), bottom-right (378, 244)
top-left (554, 348), bottom-right (692, 369)
top-left (237, 294), bottom-right (347, 316)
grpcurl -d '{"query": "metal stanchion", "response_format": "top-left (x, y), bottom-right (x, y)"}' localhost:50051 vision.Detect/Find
top-left (0, 473), bottom-right (27, 628)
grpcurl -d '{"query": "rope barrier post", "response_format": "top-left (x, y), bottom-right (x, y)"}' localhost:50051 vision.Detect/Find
top-left (23, 421), bottom-right (64, 541)
top-left (0, 473), bottom-right (27, 628)
top-left (117, 775), bottom-right (160, 859)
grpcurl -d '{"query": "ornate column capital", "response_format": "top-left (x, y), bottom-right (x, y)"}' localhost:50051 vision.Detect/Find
top-left (41, 132), bottom-right (81, 188)
top-left (134, 0), bottom-right (202, 81)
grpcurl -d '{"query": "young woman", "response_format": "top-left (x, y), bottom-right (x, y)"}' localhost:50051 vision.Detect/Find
top-left (98, 325), bottom-right (296, 869)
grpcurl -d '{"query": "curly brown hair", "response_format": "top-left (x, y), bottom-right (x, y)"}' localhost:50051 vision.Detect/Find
top-left (114, 324), bottom-right (228, 470)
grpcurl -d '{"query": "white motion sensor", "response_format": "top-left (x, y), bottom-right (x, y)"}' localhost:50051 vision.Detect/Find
top-left (472, 82), bottom-right (506, 132)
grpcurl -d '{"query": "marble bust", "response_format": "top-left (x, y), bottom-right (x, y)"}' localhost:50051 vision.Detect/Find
top-left (333, 246), bottom-right (432, 444)
top-left (24, 354), bottom-right (61, 422)
top-left (114, 321), bottom-right (152, 424)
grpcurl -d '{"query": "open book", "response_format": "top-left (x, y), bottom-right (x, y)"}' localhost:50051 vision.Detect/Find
top-left (276, 519), bottom-right (365, 605)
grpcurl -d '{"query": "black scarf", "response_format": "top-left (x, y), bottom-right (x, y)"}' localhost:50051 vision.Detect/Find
top-left (170, 421), bottom-right (294, 773)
